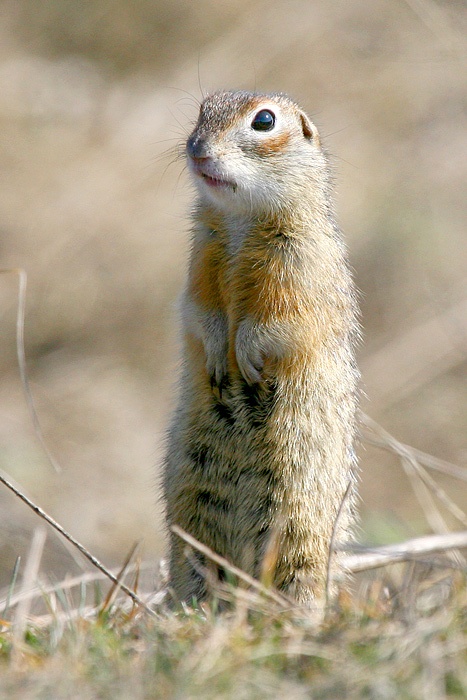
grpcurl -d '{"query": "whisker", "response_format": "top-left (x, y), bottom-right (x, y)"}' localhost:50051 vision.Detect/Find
top-left (168, 107), bottom-right (191, 138)
top-left (197, 57), bottom-right (206, 101)
top-left (165, 86), bottom-right (201, 108)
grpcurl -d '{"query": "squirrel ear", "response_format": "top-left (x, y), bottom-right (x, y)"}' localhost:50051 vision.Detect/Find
top-left (299, 111), bottom-right (320, 146)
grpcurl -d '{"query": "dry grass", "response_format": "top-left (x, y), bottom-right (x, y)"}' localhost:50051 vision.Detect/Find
top-left (0, 551), bottom-right (465, 699)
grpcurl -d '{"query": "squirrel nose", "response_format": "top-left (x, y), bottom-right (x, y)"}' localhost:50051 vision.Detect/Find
top-left (186, 135), bottom-right (212, 160)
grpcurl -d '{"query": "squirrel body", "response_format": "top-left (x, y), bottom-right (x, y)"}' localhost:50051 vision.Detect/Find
top-left (163, 90), bottom-right (360, 604)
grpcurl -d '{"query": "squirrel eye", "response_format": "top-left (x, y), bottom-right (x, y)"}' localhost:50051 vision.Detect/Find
top-left (251, 109), bottom-right (275, 131)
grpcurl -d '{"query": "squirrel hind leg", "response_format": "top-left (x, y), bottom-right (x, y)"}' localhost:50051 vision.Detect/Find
top-left (168, 537), bottom-right (208, 606)
top-left (169, 537), bottom-right (232, 608)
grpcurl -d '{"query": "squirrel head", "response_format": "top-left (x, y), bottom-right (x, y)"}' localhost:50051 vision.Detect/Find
top-left (186, 90), bottom-right (327, 217)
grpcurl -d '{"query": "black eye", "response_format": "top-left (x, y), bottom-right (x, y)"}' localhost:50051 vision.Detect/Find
top-left (251, 109), bottom-right (275, 131)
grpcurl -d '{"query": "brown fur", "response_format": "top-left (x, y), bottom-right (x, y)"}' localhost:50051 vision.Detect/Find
top-left (163, 90), bottom-right (360, 605)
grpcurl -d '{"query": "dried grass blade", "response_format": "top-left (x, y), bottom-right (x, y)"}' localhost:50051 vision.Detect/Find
top-left (12, 527), bottom-right (46, 649)
top-left (0, 471), bottom-right (155, 616)
top-left (99, 541), bottom-right (141, 614)
top-left (343, 530), bottom-right (467, 573)
top-left (171, 525), bottom-right (294, 608)
top-left (0, 268), bottom-right (61, 473)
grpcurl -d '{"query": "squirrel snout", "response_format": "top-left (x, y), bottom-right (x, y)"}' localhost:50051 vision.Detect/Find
top-left (187, 135), bottom-right (212, 161)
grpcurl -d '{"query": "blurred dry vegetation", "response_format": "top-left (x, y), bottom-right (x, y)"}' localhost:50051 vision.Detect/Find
top-left (0, 0), bottom-right (465, 587)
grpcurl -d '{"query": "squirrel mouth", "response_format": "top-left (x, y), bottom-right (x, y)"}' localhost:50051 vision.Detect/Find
top-left (189, 156), bottom-right (237, 192)
top-left (200, 172), bottom-right (236, 191)
top-left (188, 157), bottom-right (237, 192)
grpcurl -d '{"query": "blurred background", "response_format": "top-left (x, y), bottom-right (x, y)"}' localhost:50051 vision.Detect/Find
top-left (0, 0), bottom-right (465, 588)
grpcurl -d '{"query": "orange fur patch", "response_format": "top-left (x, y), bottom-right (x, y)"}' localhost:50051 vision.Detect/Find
top-left (189, 210), bottom-right (229, 310)
top-left (254, 132), bottom-right (290, 156)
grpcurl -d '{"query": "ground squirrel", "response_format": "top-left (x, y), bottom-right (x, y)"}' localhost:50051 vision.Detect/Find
top-left (163, 90), bottom-right (360, 605)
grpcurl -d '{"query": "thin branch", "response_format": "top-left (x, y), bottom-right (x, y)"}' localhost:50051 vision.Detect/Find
top-left (400, 456), bottom-right (465, 567)
top-left (0, 469), bottom-right (88, 570)
top-left (171, 525), bottom-right (294, 608)
top-left (325, 479), bottom-right (353, 604)
top-left (0, 561), bottom-right (157, 611)
top-left (402, 457), bottom-right (450, 534)
top-left (361, 433), bottom-right (467, 483)
top-left (360, 412), bottom-right (467, 557)
top-left (342, 530), bottom-right (467, 573)
top-left (405, 457), bottom-right (467, 528)
top-left (0, 268), bottom-right (61, 473)
top-left (12, 527), bottom-right (46, 649)
top-left (1, 556), bottom-right (21, 619)
top-left (99, 541), bottom-right (141, 615)
top-left (0, 471), bottom-right (155, 616)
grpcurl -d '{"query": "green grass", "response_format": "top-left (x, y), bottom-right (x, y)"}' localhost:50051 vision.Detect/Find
top-left (0, 565), bottom-right (465, 699)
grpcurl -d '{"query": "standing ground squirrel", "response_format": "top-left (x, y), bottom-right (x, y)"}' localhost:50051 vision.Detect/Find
top-left (163, 90), bottom-right (360, 605)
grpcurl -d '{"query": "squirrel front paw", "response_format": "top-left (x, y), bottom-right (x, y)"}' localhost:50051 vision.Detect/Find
top-left (206, 354), bottom-right (229, 397)
top-left (203, 311), bottom-right (229, 397)
top-left (235, 343), bottom-right (264, 385)
top-left (235, 318), bottom-right (289, 385)
top-left (235, 320), bottom-right (266, 385)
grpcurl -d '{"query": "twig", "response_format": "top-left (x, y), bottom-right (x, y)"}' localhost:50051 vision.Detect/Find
top-left (401, 456), bottom-right (453, 537)
top-left (99, 541), bottom-right (141, 615)
top-left (0, 471), bottom-right (155, 616)
top-left (171, 525), bottom-right (294, 608)
top-left (342, 530), bottom-right (467, 573)
top-left (0, 268), bottom-right (61, 473)
top-left (403, 456), bottom-right (467, 529)
top-left (360, 412), bottom-right (467, 563)
top-left (13, 586), bottom-right (168, 630)
top-left (0, 561), bottom-right (156, 611)
top-left (325, 479), bottom-right (353, 605)
top-left (12, 527), bottom-right (46, 650)
top-left (400, 457), bottom-right (464, 567)
top-left (1, 556), bottom-right (21, 619)
top-left (362, 433), bottom-right (467, 483)
top-left (0, 469), bottom-right (88, 571)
